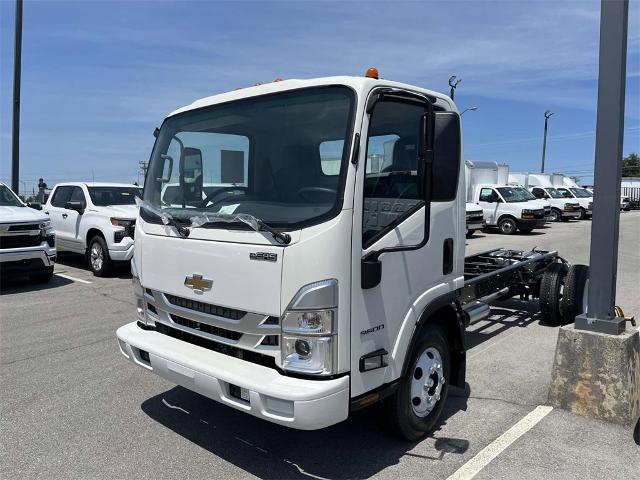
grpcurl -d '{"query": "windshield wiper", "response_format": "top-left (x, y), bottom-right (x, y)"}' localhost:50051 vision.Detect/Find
top-left (190, 212), bottom-right (291, 245)
top-left (137, 199), bottom-right (190, 238)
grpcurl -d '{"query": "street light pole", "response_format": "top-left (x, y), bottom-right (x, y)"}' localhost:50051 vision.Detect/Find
top-left (448, 75), bottom-right (462, 100)
top-left (460, 106), bottom-right (478, 116)
top-left (540, 110), bottom-right (554, 173)
top-left (11, 0), bottom-right (23, 195)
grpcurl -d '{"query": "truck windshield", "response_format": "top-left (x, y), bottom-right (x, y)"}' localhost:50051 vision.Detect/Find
top-left (88, 187), bottom-right (143, 206)
top-left (143, 86), bottom-right (355, 229)
top-left (570, 188), bottom-right (592, 198)
top-left (545, 187), bottom-right (564, 199)
top-left (511, 187), bottom-right (537, 201)
top-left (0, 184), bottom-right (24, 207)
top-left (496, 187), bottom-right (532, 203)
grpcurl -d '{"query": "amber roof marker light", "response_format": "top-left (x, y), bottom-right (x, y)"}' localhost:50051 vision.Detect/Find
top-left (365, 67), bottom-right (379, 79)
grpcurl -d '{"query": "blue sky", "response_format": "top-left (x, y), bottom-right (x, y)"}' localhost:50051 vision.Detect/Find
top-left (1, 0), bottom-right (638, 194)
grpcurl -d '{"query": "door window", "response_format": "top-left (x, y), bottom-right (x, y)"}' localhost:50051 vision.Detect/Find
top-left (69, 187), bottom-right (86, 208)
top-left (362, 99), bottom-right (426, 247)
top-left (479, 188), bottom-right (496, 202)
top-left (532, 188), bottom-right (545, 199)
top-left (50, 186), bottom-right (73, 207)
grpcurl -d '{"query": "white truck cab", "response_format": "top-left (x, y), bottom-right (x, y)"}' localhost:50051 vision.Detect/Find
top-left (116, 73), bottom-right (587, 440)
top-left (0, 183), bottom-right (56, 282)
top-left (552, 175), bottom-right (593, 219)
top-left (465, 161), bottom-right (546, 234)
top-left (45, 182), bottom-right (142, 276)
top-left (509, 173), bottom-right (580, 222)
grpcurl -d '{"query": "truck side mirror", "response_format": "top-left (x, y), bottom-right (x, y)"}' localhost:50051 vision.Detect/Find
top-left (65, 201), bottom-right (84, 214)
top-left (431, 112), bottom-right (461, 202)
top-left (27, 202), bottom-right (42, 210)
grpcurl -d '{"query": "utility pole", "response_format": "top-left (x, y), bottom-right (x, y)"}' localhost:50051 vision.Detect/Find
top-left (11, 0), bottom-right (23, 195)
top-left (448, 75), bottom-right (462, 101)
top-left (575, 0), bottom-right (629, 334)
top-left (138, 160), bottom-right (149, 185)
top-left (540, 110), bottom-right (554, 173)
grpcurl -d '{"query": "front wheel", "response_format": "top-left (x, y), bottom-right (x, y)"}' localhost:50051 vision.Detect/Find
top-left (87, 236), bottom-right (112, 277)
top-left (498, 217), bottom-right (517, 235)
top-left (549, 208), bottom-right (561, 222)
top-left (30, 267), bottom-right (54, 283)
top-left (382, 326), bottom-right (450, 441)
top-left (578, 207), bottom-right (587, 220)
top-left (465, 229), bottom-right (475, 238)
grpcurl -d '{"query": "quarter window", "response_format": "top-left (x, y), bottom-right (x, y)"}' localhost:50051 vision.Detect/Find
top-left (362, 100), bottom-right (426, 247)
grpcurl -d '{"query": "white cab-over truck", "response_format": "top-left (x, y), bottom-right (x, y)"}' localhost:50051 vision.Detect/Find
top-left (116, 74), bottom-right (589, 440)
top-left (45, 183), bottom-right (142, 276)
top-left (465, 161), bottom-right (547, 235)
top-left (509, 173), bottom-right (581, 222)
top-left (0, 183), bottom-right (56, 282)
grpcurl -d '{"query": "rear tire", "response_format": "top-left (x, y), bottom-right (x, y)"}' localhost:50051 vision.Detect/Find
top-left (87, 235), bottom-right (112, 277)
top-left (560, 265), bottom-right (589, 324)
top-left (498, 217), bottom-right (517, 235)
top-left (382, 325), bottom-right (450, 441)
top-left (539, 263), bottom-right (568, 326)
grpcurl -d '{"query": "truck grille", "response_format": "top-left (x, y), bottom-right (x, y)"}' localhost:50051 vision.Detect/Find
top-left (8, 223), bottom-right (41, 231)
top-left (467, 213), bottom-right (484, 222)
top-left (0, 234), bottom-right (42, 249)
top-left (170, 314), bottom-right (242, 341)
top-left (532, 209), bottom-right (545, 219)
top-left (165, 293), bottom-right (247, 320)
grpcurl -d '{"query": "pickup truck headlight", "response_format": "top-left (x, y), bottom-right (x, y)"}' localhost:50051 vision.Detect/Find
top-left (111, 218), bottom-right (134, 227)
top-left (281, 279), bottom-right (338, 376)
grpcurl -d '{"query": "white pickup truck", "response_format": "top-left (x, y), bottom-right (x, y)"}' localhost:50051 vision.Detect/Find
top-left (116, 73), bottom-right (588, 440)
top-left (45, 182), bottom-right (142, 276)
top-left (0, 183), bottom-right (56, 282)
top-left (465, 203), bottom-right (485, 237)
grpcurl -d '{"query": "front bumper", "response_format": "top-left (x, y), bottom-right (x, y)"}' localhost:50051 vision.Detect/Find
top-left (466, 220), bottom-right (485, 231)
top-left (561, 210), bottom-right (581, 219)
top-left (109, 242), bottom-right (134, 261)
top-left (116, 321), bottom-right (349, 430)
top-left (0, 247), bottom-right (56, 274)
top-left (516, 218), bottom-right (546, 229)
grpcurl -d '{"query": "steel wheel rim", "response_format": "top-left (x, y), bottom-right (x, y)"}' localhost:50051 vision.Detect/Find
top-left (410, 347), bottom-right (444, 418)
top-left (500, 220), bottom-right (514, 233)
top-left (90, 243), bottom-right (104, 271)
top-left (551, 211), bottom-right (559, 222)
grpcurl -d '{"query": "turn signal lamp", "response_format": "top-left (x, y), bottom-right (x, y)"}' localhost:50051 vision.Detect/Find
top-left (365, 67), bottom-right (379, 79)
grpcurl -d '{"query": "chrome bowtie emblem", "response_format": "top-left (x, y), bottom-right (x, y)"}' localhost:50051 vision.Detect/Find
top-left (184, 274), bottom-right (212, 294)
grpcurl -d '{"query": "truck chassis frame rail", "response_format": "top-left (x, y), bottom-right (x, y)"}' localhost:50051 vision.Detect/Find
top-left (461, 248), bottom-right (569, 325)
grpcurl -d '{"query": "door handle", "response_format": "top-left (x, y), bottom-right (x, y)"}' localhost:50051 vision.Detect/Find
top-left (44, 211), bottom-right (50, 215)
top-left (62, 213), bottom-right (68, 219)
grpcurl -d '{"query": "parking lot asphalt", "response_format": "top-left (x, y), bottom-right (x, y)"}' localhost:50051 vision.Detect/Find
top-left (1, 212), bottom-right (639, 479)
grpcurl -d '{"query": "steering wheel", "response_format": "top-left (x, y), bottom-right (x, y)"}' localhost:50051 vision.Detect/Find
top-left (296, 186), bottom-right (337, 202)
top-left (200, 187), bottom-right (247, 209)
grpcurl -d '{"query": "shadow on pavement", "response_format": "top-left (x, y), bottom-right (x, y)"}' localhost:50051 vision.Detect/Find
top-left (0, 272), bottom-right (73, 295)
top-left (141, 383), bottom-right (471, 479)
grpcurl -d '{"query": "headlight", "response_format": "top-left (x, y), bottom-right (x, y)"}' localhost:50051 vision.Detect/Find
top-left (39, 219), bottom-right (51, 229)
top-left (111, 218), bottom-right (134, 227)
top-left (281, 279), bottom-right (338, 376)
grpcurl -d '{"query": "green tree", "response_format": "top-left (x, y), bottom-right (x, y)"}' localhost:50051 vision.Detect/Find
top-left (622, 152), bottom-right (640, 177)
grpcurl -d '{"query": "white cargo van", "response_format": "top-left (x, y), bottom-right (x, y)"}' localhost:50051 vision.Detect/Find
top-left (465, 161), bottom-right (546, 234)
top-left (509, 173), bottom-right (581, 222)
top-left (116, 74), bottom-right (588, 440)
top-left (552, 174), bottom-right (593, 219)
top-left (464, 203), bottom-right (485, 237)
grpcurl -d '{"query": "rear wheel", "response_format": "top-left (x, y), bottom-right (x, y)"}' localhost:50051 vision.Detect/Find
top-left (382, 326), bottom-right (450, 441)
top-left (87, 236), bottom-right (112, 277)
top-left (539, 263), bottom-right (568, 325)
top-left (498, 217), bottom-right (517, 235)
top-left (560, 265), bottom-right (589, 324)
top-left (549, 208), bottom-right (561, 222)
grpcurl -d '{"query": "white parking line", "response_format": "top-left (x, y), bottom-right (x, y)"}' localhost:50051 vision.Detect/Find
top-left (447, 405), bottom-right (553, 480)
top-left (55, 273), bottom-right (92, 284)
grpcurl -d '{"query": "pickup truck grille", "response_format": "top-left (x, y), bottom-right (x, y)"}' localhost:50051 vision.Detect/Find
top-left (8, 223), bottom-right (41, 231)
top-left (0, 234), bottom-right (41, 249)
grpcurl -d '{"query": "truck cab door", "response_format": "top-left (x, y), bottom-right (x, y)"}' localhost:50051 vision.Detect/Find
top-left (62, 186), bottom-right (86, 251)
top-left (478, 187), bottom-right (499, 224)
top-left (46, 186), bottom-right (73, 250)
top-left (350, 95), bottom-right (461, 398)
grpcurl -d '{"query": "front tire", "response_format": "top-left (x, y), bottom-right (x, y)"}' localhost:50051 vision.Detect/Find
top-left (382, 326), bottom-right (450, 441)
top-left (30, 267), bottom-right (54, 283)
top-left (87, 236), bottom-right (112, 277)
top-left (498, 217), bottom-right (517, 235)
top-left (549, 208), bottom-right (562, 222)
top-left (578, 207), bottom-right (587, 220)
top-left (466, 230), bottom-right (475, 238)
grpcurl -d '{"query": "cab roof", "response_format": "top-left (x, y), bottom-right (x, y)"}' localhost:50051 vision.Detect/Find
top-left (168, 75), bottom-right (455, 118)
top-left (53, 182), bottom-right (140, 188)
